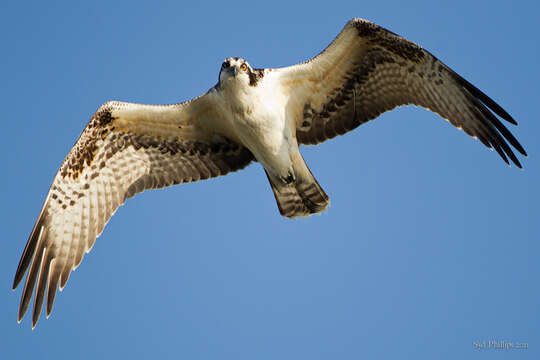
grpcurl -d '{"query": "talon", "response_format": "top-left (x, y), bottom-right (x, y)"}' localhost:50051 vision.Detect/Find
top-left (282, 172), bottom-right (295, 184)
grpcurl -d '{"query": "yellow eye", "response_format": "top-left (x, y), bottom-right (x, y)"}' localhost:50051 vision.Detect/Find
top-left (240, 63), bottom-right (247, 71)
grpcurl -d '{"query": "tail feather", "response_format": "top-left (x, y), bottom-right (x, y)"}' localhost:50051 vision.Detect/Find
top-left (265, 169), bottom-right (329, 219)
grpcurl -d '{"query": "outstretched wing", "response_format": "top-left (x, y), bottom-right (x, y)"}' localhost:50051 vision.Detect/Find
top-left (277, 18), bottom-right (526, 166)
top-left (13, 95), bottom-right (254, 328)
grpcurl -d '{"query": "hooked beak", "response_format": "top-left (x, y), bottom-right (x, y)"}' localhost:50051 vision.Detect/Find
top-left (229, 67), bottom-right (237, 77)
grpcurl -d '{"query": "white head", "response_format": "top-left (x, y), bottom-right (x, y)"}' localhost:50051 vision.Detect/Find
top-left (218, 57), bottom-right (264, 89)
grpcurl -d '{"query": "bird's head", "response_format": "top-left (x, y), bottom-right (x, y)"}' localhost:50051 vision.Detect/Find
top-left (218, 57), bottom-right (262, 88)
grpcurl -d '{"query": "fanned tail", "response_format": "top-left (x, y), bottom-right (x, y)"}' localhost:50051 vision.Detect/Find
top-left (265, 164), bottom-right (329, 218)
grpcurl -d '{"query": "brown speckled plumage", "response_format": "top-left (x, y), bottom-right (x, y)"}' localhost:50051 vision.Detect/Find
top-left (284, 19), bottom-right (525, 168)
top-left (59, 107), bottom-right (117, 180)
top-left (248, 67), bottom-right (265, 87)
top-left (14, 100), bottom-right (253, 328)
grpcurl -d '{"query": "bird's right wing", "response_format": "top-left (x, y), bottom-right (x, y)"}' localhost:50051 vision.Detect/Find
top-left (13, 94), bottom-right (254, 328)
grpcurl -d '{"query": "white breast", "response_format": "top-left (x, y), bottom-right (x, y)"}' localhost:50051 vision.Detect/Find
top-left (218, 71), bottom-right (295, 176)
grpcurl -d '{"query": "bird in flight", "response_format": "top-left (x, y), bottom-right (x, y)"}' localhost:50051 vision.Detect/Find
top-left (13, 18), bottom-right (526, 328)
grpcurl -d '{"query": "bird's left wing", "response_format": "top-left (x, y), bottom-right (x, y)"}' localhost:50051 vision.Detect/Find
top-left (13, 95), bottom-right (254, 328)
top-left (275, 18), bottom-right (526, 166)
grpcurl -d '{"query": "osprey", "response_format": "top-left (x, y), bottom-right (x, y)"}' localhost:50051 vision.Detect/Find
top-left (13, 18), bottom-right (526, 328)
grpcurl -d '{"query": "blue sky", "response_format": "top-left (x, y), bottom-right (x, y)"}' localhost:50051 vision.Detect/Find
top-left (2, 0), bottom-right (538, 359)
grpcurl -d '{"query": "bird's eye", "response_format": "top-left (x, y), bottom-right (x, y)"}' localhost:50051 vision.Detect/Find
top-left (240, 63), bottom-right (247, 71)
top-left (222, 61), bottom-right (229, 69)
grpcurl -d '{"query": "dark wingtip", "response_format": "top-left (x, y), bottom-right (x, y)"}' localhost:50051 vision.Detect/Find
top-left (18, 301), bottom-right (29, 324)
top-left (469, 95), bottom-right (527, 168)
top-left (453, 71), bottom-right (517, 126)
top-left (436, 58), bottom-right (519, 128)
top-left (17, 224), bottom-right (48, 327)
top-left (506, 117), bottom-right (518, 126)
top-left (13, 203), bottom-right (50, 290)
top-left (492, 142), bottom-right (510, 166)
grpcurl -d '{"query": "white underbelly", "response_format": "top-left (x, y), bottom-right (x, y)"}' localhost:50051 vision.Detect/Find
top-left (211, 73), bottom-right (295, 177)
top-left (236, 107), bottom-right (292, 171)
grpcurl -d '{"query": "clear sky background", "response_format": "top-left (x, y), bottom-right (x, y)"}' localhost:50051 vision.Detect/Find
top-left (1, 1), bottom-right (538, 359)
